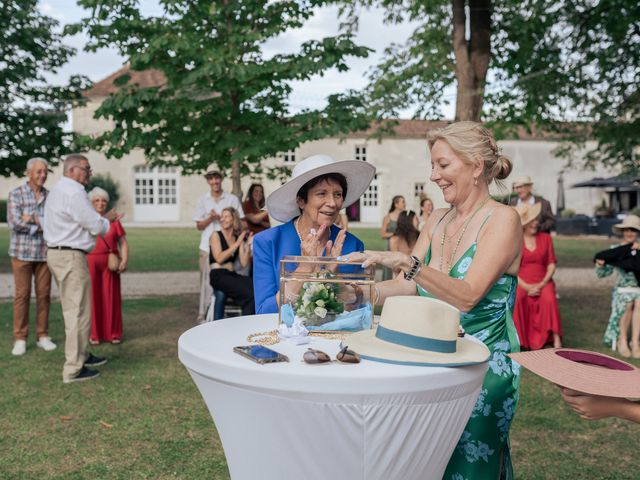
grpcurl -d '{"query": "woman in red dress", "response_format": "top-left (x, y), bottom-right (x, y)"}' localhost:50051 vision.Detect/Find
top-left (87, 187), bottom-right (129, 344)
top-left (242, 183), bottom-right (270, 235)
top-left (513, 203), bottom-right (562, 350)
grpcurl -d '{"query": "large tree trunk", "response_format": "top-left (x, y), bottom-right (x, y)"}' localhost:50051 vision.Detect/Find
top-left (230, 158), bottom-right (242, 201)
top-left (452, 0), bottom-right (491, 122)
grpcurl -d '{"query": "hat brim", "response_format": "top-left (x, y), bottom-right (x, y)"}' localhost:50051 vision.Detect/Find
top-left (612, 223), bottom-right (640, 234)
top-left (266, 160), bottom-right (376, 223)
top-left (346, 328), bottom-right (491, 367)
top-left (509, 349), bottom-right (640, 398)
top-left (517, 203), bottom-right (542, 226)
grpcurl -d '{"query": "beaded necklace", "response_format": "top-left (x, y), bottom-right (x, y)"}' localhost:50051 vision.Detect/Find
top-left (439, 196), bottom-right (491, 273)
top-left (294, 217), bottom-right (304, 243)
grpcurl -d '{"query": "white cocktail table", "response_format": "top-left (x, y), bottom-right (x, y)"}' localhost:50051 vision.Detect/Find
top-left (178, 314), bottom-right (487, 480)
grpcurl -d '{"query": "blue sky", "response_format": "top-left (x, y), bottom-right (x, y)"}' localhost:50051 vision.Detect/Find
top-left (40, 1), bottom-right (454, 118)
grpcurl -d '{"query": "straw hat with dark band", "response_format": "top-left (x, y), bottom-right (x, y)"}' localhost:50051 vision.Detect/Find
top-left (509, 349), bottom-right (640, 398)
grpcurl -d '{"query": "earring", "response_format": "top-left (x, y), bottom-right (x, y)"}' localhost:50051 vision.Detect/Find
top-left (474, 177), bottom-right (478, 186)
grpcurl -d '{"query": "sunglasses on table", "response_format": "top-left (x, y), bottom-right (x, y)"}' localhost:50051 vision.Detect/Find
top-left (303, 346), bottom-right (360, 364)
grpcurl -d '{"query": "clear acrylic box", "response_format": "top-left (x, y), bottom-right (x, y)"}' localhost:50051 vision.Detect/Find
top-left (278, 256), bottom-right (375, 333)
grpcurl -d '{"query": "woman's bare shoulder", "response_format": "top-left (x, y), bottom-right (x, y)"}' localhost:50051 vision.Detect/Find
top-left (488, 202), bottom-right (520, 224)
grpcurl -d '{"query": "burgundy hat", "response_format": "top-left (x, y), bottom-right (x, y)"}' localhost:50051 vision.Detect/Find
top-left (509, 348), bottom-right (640, 398)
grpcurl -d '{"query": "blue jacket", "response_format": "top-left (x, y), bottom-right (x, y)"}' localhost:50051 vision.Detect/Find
top-left (253, 220), bottom-right (365, 314)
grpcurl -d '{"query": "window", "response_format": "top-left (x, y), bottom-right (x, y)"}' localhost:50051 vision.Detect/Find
top-left (355, 145), bottom-right (367, 161)
top-left (362, 174), bottom-right (378, 207)
top-left (134, 165), bottom-right (178, 205)
top-left (414, 183), bottom-right (425, 198)
top-left (280, 150), bottom-right (296, 163)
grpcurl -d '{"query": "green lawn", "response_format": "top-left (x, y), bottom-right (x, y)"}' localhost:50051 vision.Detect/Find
top-left (1, 287), bottom-right (638, 478)
top-left (0, 226), bottom-right (619, 274)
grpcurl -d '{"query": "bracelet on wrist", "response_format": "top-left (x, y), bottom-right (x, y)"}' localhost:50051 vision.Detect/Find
top-left (403, 255), bottom-right (422, 281)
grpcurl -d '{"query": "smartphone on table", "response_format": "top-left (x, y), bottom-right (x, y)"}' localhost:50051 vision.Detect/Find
top-left (233, 345), bottom-right (289, 364)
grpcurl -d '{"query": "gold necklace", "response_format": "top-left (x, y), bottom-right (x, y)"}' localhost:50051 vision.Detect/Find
top-left (439, 196), bottom-right (491, 273)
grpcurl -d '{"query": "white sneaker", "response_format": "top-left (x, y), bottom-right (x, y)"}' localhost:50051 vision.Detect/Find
top-left (11, 340), bottom-right (26, 356)
top-left (37, 336), bottom-right (57, 351)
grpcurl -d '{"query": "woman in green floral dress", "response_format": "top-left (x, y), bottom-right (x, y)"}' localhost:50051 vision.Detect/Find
top-left (347, 122), bottom-right (523, 479)
top-left (595, 216), bottom-right (640, 357)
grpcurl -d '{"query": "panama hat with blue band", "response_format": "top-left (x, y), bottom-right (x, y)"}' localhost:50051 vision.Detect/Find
top-left (347, 296), bottom-right (490, 367)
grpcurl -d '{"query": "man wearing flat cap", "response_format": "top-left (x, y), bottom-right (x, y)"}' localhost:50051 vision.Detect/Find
top-left (509, 175), bottom-right (555, 233)
top-left (193, 170), bottom-right (244, 323)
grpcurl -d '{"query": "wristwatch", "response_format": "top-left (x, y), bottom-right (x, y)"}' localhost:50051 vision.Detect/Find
top-left (403, 255), bottom-right (422, 281)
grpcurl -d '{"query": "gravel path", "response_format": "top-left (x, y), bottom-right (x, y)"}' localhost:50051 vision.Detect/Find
top-left (0, 267), bottom-right (613, 300)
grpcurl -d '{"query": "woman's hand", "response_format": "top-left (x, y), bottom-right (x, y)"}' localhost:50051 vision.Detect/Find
top-left (325, 228), bottom-right (346, 258)
top-left (595, 259), bottom-right (605, 267)
top-left (235, 230), bottom-right (247, 248)
top-left (341, 250), bottom-right (410, 271)
top-left (528, 283), bottom-right (542, 296)
top-left (300, 224), bottom-right (328, 256)
top-left (560, 388), bottom-right (622, 420)
top-left (117, 259), bottom-right (128, 273)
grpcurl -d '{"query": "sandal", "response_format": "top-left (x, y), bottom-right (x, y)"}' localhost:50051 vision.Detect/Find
top-left (89, 339), bottom-right (100, 345)
top-left (111, 339), bottom-right (122, 345)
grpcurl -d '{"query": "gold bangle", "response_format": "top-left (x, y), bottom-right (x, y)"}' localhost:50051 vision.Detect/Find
top-left (246, 330), bottom-right (279, 345)
top-left (373, 285), bottom-right (380, 305)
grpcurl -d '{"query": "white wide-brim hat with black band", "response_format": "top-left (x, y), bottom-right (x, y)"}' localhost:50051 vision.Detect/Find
top-left (266, 154), bottom-right (376, 223)
top-left (612, 214), bottom-right (640, 234)
top-left (347, 296), bottom-right (491, 367)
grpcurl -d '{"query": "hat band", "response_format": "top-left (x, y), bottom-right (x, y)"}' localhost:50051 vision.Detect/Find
top-left (375, 325), bottom-right (456, 353)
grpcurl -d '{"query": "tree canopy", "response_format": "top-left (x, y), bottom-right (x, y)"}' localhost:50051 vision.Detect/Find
top-left (0, 0), bottom-right (90, 177)
top-left (348, 0), bottom-right (639, 173)
top-left (70, 0), bottom-right (374, 195)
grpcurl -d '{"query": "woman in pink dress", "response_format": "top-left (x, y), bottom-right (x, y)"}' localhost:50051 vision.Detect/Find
top-left (513, 203), bottom-right (562, 350)
top-left (87, 187), bottom-right (129, 344)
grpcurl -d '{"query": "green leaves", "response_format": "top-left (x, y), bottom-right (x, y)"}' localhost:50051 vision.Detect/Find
top-left (0, 0), bottom-right (90, 176)
top-left (72, 0), bottom-right (373, 187)
top-left (351, 0), bottom-right (638, 173)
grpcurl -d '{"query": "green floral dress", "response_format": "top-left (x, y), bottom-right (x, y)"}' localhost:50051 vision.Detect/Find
top-left (418, 242), bottom-right (521, 480)
top-left (595, 250), bottom-right (640, 347)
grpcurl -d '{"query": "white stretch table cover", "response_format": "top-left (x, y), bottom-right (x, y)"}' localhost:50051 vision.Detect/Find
top-left (178, 314), bottom-right (488, 480)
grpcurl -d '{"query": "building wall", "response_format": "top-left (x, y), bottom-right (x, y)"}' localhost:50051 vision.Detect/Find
top-left (0, 101), bottom-right (616, 226)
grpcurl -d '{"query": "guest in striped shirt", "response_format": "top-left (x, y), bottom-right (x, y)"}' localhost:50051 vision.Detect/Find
top-left (8, 157), bottom-right (56, 356)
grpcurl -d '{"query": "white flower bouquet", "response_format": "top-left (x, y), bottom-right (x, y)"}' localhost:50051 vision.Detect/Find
top-left (294, 281), bottom-right (345, 327)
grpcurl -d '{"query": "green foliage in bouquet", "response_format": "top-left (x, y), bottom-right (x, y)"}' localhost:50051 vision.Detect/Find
top-left (295, 282), bottom-right (344, 324)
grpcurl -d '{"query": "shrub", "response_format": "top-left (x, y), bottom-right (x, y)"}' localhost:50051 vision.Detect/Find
top-left (631, 206), bottom-right (640, 217)
top-left (0, 199), bottom-right (6, 223)
top-left (560, 209), bottom-right (576, 218)
top-left (492, 193), bottom-right (512, 205)
top-left (87, 174), bottom-right (120, 209)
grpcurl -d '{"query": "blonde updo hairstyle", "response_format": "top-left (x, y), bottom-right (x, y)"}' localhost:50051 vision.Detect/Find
top-left (427, 121), bottom-right (512, 188)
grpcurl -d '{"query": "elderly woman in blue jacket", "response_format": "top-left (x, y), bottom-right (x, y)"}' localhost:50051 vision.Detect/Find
top-left (253, 155), bottom-right (375, 314)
